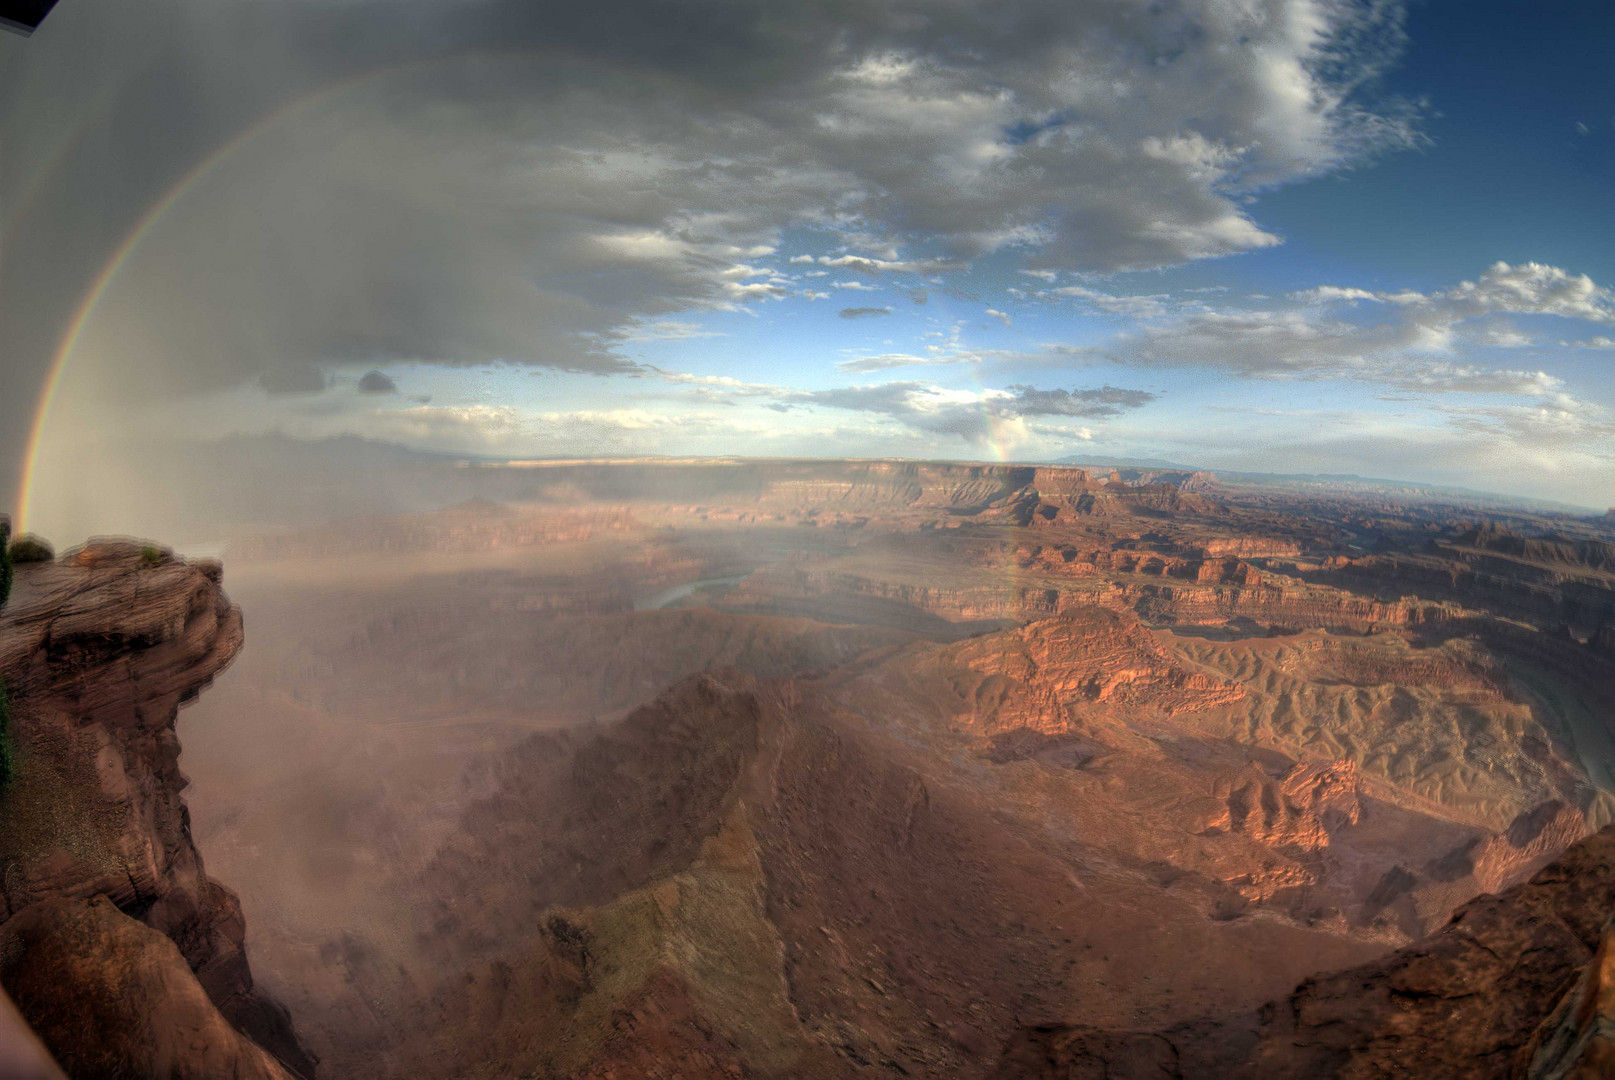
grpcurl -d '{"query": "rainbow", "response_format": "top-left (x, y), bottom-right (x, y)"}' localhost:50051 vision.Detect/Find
top-left (9, 64), bottom-right (385, 533)
top-left (13, 47), bottom-right (1039, 531)
top-left (15, 120), bottom-right (273, 532)
top-left (14, 50), bottom-right (527, 531)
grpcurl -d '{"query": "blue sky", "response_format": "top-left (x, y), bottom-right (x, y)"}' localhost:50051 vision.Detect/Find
top-left (6, 0), bottom-right (1613, 519)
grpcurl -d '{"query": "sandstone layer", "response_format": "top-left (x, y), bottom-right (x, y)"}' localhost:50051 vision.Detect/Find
top-left (0, 541), bottom-right (314, 1079)
top-left (991, 826), bottom-right (1615, 1079)
top-left (255, 608), bottom-right (1605, 1078)
top-left (149, 459), bottom-right (1610, 1078)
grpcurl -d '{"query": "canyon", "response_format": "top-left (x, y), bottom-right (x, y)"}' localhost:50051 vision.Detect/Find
top-left (0, 459), bottom-right (1610, 1078)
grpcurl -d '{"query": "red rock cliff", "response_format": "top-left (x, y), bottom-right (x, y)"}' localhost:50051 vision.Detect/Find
top-left (0, 540), bottom-right (315, 1079)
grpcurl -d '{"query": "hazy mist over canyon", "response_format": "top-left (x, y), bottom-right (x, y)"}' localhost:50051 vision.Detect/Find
top-left (0, 1), bottom-right (1612, 1079)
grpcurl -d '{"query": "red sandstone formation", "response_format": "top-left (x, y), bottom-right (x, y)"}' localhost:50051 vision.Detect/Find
top-left (18, 461), bottom-right (1596, 1080)
top-left (0, 897), bottom-right (297, 1080)
top-left (279, 602), bottom-right (1601, 1079)
top-left (1518, 917), bottom-right (1615, 1078)
top-left (1200, 536), bottom-right (1303, 559)
top-left (945, 609), bottom-right (1247, 730)
top-left (0, 541), bottom-right (313, 1079)
top-left (991, 826), bottom-right (1615, 1079)
top-left (1204, 759), bottom-right (1363, 854)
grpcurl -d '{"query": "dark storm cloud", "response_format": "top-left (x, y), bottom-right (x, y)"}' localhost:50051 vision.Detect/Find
top-left (357, 370), bottom-right (398, 395)
top-left (259, 364), bottom-right (328, 395)
top-left (839, 307), bottom-right (892, 320)
top-left (1, 0), bottom-right (1420, 498)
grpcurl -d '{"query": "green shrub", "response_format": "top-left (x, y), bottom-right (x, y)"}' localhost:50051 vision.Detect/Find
top-left (140, 544), bottom-right (164, 567)
top-left (0, 515), bottom-right (10, 610)
top-left (0, 678), bottom-right (14, 791)
top-left (8, 535), bottom-right (54, 563)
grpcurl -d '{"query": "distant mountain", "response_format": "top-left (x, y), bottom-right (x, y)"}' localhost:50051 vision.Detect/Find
top-left (1051, 454), bottom-right (1199, 470)
top-left (1053, 455), bottom-right (1603, 516)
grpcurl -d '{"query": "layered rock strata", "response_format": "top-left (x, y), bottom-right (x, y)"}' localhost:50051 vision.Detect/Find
top-left (991, 826), bottom-right (1615, 1079)
top-left (0, 540), bottom-right (314, 1078)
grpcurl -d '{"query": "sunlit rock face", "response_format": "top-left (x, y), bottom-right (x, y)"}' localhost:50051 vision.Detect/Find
top-left (1519, 915), bottom-right (1615, 1080)
top-left (214, 608), bottom-right (1601, 1078)
top-left (0, 541), bottom-right (314, 1079)
top-left (991, 826), bottom-right (1615, 1080)
top-left (5, 460), bottom-right (1603, 1079)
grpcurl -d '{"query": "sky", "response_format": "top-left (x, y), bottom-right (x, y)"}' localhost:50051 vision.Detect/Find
top-left (1, 0), bottom-right (1611, 538)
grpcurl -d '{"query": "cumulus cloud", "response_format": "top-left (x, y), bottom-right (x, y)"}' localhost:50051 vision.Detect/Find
top-left (640, 360), bottom-right (1153, 447)
top-left (1294, 262), bottom-right (1615, 322)
top-left (838, 307), bottom-right (892, 320)
top-left (787, 384), bottom-right (990, 442)
top-left (985, 308), bottom-right (1013, 328)
top-left (683, 377), bottom-right (1156, 447)
top-left (815, 254), bottom-right (957, 275)
top-left (787, 382), bottom-right (1153, 445)
top-left (1093, 261), bottom-right (1613, 393)
top-left (2, 0), bottom-right (1426, 427)
top-left (1290, 285), bottom-right (1417, 305)
top-left (1387, 365), bottom-right (1563, 395)
top-left (1438, 262), bottom-right (1615, 322)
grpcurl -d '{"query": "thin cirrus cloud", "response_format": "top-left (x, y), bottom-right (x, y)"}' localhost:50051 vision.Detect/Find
top-left (836, 353), bottom-right (958, 373)
top-left (9, 0), bottom-right (1611, 513)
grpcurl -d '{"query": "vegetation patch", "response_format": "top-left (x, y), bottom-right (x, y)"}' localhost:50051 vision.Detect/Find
top-left (538, 803), bottom-right (812, 1077)
top-left (8, 534), bottom-right (54, 564)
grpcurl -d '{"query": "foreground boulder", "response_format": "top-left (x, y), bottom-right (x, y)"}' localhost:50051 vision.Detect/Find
top-left (0, 897), bottom-right (296, 1080)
